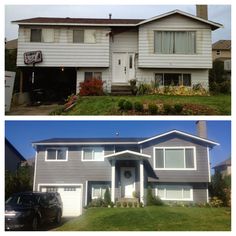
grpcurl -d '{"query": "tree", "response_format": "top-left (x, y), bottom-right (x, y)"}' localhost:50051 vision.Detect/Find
top-left (5, 164), bottom-right (33, 200)
top-left (209, 172), bottom-right (231, 207)
top-left (209, 61), bottom-right (231, 94)
top-left (104, 187), bottom-right (111, 205)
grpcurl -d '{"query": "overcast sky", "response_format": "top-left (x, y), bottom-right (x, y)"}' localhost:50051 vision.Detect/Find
top-left (5, 5), bottom-right (231, 43)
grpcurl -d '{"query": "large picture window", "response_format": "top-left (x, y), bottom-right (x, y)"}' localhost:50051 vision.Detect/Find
top-left (154, 147), bottom-right (196, 170)
top-left (45, 148), bottom-right (68, 161)
top-left (154, 31), bottom-right (196, 54)
top-left (82, 147), bottom-right (104, 161)
top-left (156, 185), bottom-right (193, 201)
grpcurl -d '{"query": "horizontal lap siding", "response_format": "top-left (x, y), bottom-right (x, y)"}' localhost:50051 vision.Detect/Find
top-left (35, 146), bottom-right (113, 187)
top-left (142, 134), bottom-right (210, 182)
top-left (111, 31), bottom-right (138, 53)
top-left (17, 27), bottom-right (110, 67)
top-left (138, 14), bottom-right (212, 69)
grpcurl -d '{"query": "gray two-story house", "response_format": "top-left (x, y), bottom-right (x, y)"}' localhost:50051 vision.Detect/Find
top-left (32, 121), bottom-right (219, 217)
top-left (13, 6), bottom-right (222, 103)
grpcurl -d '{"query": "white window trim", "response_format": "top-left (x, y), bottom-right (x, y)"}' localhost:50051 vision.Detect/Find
top-left (81, 147), bottom-right (104, 162)
top-left (153, 146), bottom-right (196, 170)
top-left (91, 185), bottom-right (109, 199)
top-left (45, 147), bottom-right (68, 162)
top-left (155, 185), bottom-right (193, 201)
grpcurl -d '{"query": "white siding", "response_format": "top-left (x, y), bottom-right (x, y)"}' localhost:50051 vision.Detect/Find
top-left (136, 68), bottom-right (209, 89)
top-left (76, 68), bottom-right (111, 93)
top-left (111, 31), bottom-right (138, 53)
top-left (138, 14), bottom-right (213, 69)
top-left (17, 27), bottom-right (110, 67)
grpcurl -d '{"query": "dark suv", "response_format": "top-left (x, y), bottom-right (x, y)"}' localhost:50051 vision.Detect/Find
top-left (5, 191), bottom-right (63, 231)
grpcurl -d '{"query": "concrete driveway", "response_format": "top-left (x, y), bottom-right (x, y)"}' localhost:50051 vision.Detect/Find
top-left (6, 104), bottom-right (63, 115)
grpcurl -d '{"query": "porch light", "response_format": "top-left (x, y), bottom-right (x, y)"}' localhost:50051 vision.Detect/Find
top-left (61, 67), bottom-right (64, 72)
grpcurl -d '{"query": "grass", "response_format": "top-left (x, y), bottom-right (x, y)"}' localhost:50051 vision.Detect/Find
top-left (56, 94), bottom-right (231, 115)
top-left (55, 206), bottom-right (231, 231)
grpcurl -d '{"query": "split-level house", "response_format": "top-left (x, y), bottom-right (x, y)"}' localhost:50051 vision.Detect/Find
top-left (13, 7), bottom-right (222, 102)
top-left (32, 121), bottom-right (219, 217)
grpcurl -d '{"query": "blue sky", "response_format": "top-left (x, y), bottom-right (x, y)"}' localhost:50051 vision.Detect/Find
top-left (5, 120), bottom-right (231, 171)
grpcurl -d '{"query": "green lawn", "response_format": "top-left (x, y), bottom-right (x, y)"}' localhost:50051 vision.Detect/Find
top-left (55, 206), bottom-right (231, 231)
top-left (55, 94), bottom-right (231, 115)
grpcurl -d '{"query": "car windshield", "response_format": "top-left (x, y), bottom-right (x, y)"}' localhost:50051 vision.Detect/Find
top-left (6, 194), bottom-right (39, 206)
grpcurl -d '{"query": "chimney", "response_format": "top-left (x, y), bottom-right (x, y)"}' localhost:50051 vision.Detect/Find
top-left (196, 121), bottom-right (207, 139)
top-left (109, 13), bottom-right (112, 20)
top-left (196, 5), bottom-right (208, 20)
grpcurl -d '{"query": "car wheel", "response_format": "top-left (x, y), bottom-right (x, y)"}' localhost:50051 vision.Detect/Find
top-left (54, 210), bottom-right (62, 224)
top-left (32, 216), bottom-right (39, 230)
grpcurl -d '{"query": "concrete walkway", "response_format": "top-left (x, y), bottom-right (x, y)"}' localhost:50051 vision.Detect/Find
top-left (6, 104), bottom-right (62, 115)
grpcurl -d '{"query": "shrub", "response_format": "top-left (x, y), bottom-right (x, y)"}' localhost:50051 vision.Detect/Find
top-left (137, 83), bottom-right (151, 95)
top-left (122, 202), bottom-right (127, 208)
top-left (134, 202), bottom-right (138, 208)
top-left (147, 186), bottom-right (164, 206)
top-left (128, 202), bottom-right (133, 208)
top-left (79, 78), bottom-right (104, 96)
top-left (118, 99), bottom-right (126, 110)
top-left (139, 202), bottom-right (144, 207)
top-left (104, 187), bottom-right (111, 206)
top-left (163, 104), bottom-right (173, 115)
top-left (88, 198), bottom-right (105, 207)
top-left (148, 103), bottom-right (158, 115)
top-left (129, 79), bottom-right (138, 95)
top-left (123, 100), bottom-right (133, 111)
top-left (116, 202), bottom-right (121, 208)
top-left (134, 101), bottom-right (143, 112)
top-left (174, 104), bottom-right (184, 114)
top-left (210, 197), bottom-right (223, 207)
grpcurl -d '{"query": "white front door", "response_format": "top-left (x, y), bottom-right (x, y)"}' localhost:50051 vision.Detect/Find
top-left (112, 53), bottom-right (135, 83)
top-left (120, 167), bottom-right (135, 198)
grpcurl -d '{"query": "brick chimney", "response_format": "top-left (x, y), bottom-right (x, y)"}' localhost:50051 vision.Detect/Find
top-left (196, 5), bottom-right (208, 20)
top-left (196, 121), bottom-right (207, 139)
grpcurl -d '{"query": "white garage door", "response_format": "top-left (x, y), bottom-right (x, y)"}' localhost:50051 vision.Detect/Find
top-left (40, 185), bottom-right (82, 217)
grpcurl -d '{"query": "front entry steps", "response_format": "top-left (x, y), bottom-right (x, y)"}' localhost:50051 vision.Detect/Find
top-left (111, 85), bottom-right (132, 95)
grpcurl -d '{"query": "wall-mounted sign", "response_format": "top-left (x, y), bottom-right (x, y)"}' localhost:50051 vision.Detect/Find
top-left (24, 50), bottom-right (43, 65)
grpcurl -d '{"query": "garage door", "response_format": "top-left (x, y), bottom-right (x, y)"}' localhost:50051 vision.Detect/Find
top-left (40, 185), bottom-right (82, 217)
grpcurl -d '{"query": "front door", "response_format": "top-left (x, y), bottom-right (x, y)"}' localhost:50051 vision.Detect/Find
top-left (112, 53), bottom-right (135, 83)
top-left (120, 167), bottom-right (135, 198)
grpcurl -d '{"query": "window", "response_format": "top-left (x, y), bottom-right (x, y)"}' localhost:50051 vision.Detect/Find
top-left (156, 185), bottom-right (193, 201)
top-left (82, 147), bottom-right (104, 161)
top-left (73, 30), bottom-right (84, 43)
top-left (154, 73), bottom-right (191, 87)
top-left (30, 29), bottom-right (42, 42)
top-left (216, 50), bottom-right (221, 55)
top-left (84, 72), bottom-right (102, 81)
top-left (154, 31), bottom-right (196, 54)
top-left (45, 148), bottom-right (68, 161)
top-left (42, 29), bottom-right (54, 43)
top-left (46, 187), bottom-right (58, 192)
top-left (129, 55), bottom-right (133, 69)
top-left (30, 29), bottom-right (54, 42)
top-left (64, 187), bottom-right (76, 191)
top-left (73, 29), bottom-right (96, 43)
top-left (154, 147), bottom-right (195, 170)
top-left (92, 185), bottom-right (109, 199)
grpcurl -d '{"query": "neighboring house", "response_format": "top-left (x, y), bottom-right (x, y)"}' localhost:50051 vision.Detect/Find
top-left (5, 138), bottom-right (26, 173)
top-left (213, 158), bottom-right (231, 177)
top-left (32, 121), bottom-right (219, 217)
top-left (212, 40), bottom-right (231, 79)
top-left (13, 6), bottom-right (222, 102)
top-left (5, 39), bottom-right (18, 50)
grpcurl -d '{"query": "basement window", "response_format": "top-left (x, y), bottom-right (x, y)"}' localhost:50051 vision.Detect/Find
top-left (84, 72), bottom-right (102, 81)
